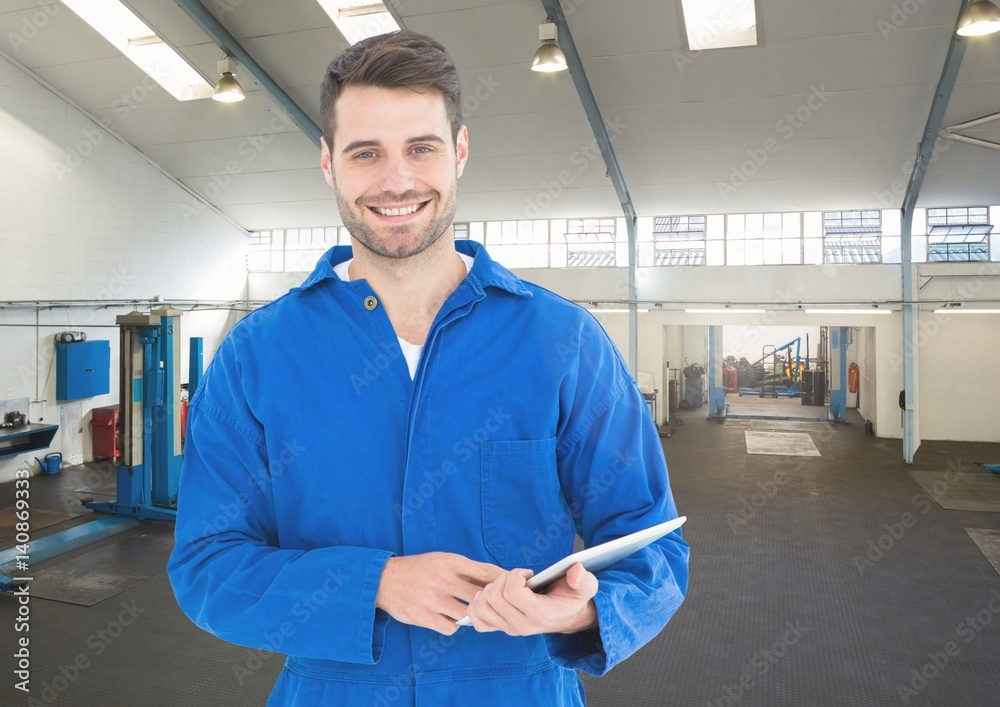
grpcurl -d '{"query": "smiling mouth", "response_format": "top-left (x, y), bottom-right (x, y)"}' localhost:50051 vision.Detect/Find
top-left (368, 202), bottom-right (429, 217)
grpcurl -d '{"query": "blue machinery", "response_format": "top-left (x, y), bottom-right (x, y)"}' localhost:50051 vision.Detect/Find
top-left (735, 337), bottom-right (806, 398)
top-left (709, 326), bottom-right (849, 423)
top-left (2, 307), bottom-right (200, 592)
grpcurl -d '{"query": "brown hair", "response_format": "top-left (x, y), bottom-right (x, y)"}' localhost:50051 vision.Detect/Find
top-left (320, 31), bottom-right (463, 147)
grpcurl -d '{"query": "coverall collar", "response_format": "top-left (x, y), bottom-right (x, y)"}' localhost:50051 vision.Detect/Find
top-left (296, 239), bottom-right (532, 299)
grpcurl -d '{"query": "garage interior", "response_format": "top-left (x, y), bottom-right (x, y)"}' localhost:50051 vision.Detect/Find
top-left (2, 0), bottom-right (1000, 705)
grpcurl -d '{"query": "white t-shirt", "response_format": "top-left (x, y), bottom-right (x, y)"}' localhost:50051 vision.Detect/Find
top-left (333, 253), bottom-right (474, 379)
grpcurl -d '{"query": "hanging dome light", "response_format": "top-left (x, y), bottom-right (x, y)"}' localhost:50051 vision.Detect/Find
top-left (531, 21), bottom-right (568, 73)
top-left (213, 55), bottom-right (245, 102)
top-left (957, 0), bottom-right (1000, 36)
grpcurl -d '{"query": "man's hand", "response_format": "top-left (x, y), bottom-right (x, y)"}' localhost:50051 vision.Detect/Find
top-left (465, 562), bottom-right (599, 636)
top-left (375, 552), bottom-right (504, 635)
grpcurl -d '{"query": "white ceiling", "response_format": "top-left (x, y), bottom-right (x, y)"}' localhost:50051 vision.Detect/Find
top-left (1, 0), bottom-right (997, 230)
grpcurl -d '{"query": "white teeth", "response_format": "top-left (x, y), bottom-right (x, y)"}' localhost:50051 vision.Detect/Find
top-left (373, 204), bottom-right (421, 216)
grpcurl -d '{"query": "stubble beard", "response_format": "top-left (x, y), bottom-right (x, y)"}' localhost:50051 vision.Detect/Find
top-left (336, 180), bottom-right (458, 261)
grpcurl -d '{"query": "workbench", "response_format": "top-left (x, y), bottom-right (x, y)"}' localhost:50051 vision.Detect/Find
top-left (0, 423), bottom-right (59, 460)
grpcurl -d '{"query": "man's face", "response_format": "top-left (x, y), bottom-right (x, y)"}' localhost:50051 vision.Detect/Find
top-left (321, 85), bottom-right (469, 260)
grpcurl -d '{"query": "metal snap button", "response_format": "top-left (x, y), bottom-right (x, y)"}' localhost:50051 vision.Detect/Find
top-left (364, 296), bottom-right (378, 310)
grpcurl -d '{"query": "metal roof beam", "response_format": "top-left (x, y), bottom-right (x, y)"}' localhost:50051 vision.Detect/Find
top-left (539, 0), bottom-right (636, 223)
top-left (901, 3), bottom-right (969, 216)
top-left (539, 0), bottom-right (640, 372)
top-left (899, 0), bottom-right (971, 463)
top-left (171, 0), bottom-right (323, 147)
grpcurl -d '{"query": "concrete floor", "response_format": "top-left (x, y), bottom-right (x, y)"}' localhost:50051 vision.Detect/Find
top-left (2, 413), bottom-right (1000, 706)
top-left (724, 393), bottom-right (830, 421)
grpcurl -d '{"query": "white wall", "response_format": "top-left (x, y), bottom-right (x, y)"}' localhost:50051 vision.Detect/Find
top-left (639, 264), bottom-right (904, 306)
top-left (0, 55), bottom-right (249, 484)
top-left (918, 313), bottom-right (1000, 443)
top-left (247, 255), bottom-right (1000, 444)
top-left (857, 327), bottom-right (878, 429)
top-left (529, 263), bottom-right (903, 307)
top-left (248, 271), bottom-right (314, 302)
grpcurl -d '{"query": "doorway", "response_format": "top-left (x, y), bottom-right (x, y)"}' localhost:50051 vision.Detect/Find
top-left (710, 325), bottom-right (845, 422)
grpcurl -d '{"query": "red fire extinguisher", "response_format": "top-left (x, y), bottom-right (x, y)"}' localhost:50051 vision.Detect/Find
top-left (848, 363), bottom-right (860, 394)
top-left (180, 394), bottom-right (189, 441)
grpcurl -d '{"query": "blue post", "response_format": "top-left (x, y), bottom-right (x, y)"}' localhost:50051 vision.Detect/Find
top-left (708, 326), bottom-right (726, 418)
top-left (829, 327), bottom-right (848, 423)
top-left (189, 337), bottom-right (204, 397)
top-left (152, 311), bottom-right (183, 508)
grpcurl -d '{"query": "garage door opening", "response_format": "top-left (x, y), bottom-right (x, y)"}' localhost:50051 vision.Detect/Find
top-left (707, 325), bottom-right (854, 423)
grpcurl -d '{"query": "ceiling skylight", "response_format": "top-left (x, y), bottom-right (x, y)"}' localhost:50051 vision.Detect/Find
top-left (316, 1), bottom-right (400, 45)
top-left (60, 0), bottom-right (213, 101)
top-left (679, 0), bottom-right (759, 51)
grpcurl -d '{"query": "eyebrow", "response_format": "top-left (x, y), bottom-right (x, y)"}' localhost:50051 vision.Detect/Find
top-left (340, 134), bottom-right (447, 155)
top-left (408, 134), bottom-right (446, 145)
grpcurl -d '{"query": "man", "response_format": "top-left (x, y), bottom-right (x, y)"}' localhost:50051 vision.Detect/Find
top-left (168, 30), bottom-right (689, 706)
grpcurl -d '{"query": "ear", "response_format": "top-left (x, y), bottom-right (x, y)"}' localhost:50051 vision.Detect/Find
top-left (454, 125), bottom-right (469, 179)
top-left (320, 137), bottom-right (336, 188)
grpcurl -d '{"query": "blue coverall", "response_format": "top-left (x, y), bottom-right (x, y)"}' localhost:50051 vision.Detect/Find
top-left (167, 240), bottom-right (690, 705)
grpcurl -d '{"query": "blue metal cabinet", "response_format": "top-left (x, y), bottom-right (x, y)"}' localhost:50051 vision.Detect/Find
top-left (56, 341), bottom-right (111, 400)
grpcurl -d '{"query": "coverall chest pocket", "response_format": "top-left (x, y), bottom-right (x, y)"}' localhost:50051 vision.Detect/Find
top-left (481, 437), bottom-right (574, 570)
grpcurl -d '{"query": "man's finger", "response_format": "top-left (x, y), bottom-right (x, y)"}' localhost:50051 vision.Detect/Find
top-left (458, 558), bottom-right (506, 585)
top-left (471, 589), bottom-right (513, 633)
top-left (438, 596), bottom-right (473, 622)
top-left (429, 614), bottom-right (459, 636)
top-left (434, 558), bottom-right (502, 602)
top-left (482, 573), bottom-right (530, 630)
top-left (565, 563), bottom-right (598, 596)
top-left (496, 569), bottom-right (537, 615)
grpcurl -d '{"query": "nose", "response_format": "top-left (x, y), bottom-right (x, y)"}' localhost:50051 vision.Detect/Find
top-left (378, 153), bottom-right (415, 195)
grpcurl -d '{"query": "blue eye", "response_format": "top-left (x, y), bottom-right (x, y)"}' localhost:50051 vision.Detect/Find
top-left (412, 146), bottom-right (432, 154)
top-left (356, 151), bottom-right (375, 159)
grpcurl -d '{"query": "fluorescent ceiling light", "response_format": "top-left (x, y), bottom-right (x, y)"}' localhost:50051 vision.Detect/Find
top-left (684, 308), bottom-right (766, 314)
top-left (679, 0), bottom-right (759, 51)
top-left (804, 309), bottom-right (892, 315)
top-left (60, 0), bottom-right (213, 101)
top-left (587, 308), bottom-right (650, 313)
top-left (317, 1), bottom-right (400, 45)
top-left (933, 308), bottom-right (1000, 314)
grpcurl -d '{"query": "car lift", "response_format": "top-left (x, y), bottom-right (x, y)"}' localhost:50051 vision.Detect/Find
top-left (1, 307), bottom-right (202, 592)
top-left (708, 326), bottom-right (850, 423)
top-left (84, 308), bottom-right (185, 520)
top-left (736, 337), bottom-right (807, 398)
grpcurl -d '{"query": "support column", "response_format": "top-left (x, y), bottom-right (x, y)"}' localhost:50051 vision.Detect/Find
top-left (901, 213), bottom-right (919, 462)
top-left (628, 215), bottom-right (638, 374)
top-left (829, 327), bottom-right (848, 423)
top-left (189, 337), bottom-right (204, 397)
top-left (707, 326), bottom-right (726, 418)
top-left (894, 0), bottom-right (968, 461)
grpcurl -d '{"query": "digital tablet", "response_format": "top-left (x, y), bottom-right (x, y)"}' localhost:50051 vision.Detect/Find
top-left (457, 515), bottom-right (686, 627)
